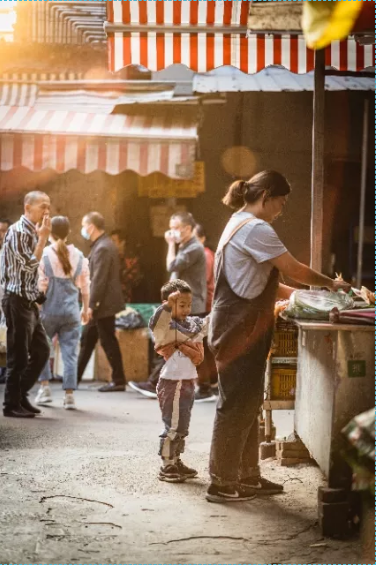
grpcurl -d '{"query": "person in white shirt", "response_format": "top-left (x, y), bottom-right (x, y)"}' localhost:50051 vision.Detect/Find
top-left (149, 279), bottom-right (209, 483)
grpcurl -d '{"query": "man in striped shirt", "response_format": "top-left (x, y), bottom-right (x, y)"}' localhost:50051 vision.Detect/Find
top-left (1, 191), bottom-right (51, 418)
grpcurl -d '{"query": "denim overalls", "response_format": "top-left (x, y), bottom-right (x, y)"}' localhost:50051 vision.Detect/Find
top-left (208, 218), bottom-right (279, 487)
top-left (39, 251), bottom-right (83, 390)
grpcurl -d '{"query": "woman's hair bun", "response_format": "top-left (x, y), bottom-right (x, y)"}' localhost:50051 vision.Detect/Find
top-left (222, 179), bottom-right (247, 210)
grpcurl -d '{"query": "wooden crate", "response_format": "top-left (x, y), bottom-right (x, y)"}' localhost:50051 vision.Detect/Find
top-left (96, 328), bottom-right (149, 383)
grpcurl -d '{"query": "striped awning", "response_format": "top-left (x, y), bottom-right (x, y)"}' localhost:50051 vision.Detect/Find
top-left (105, 0), bottom-right (374, 74)
top-left (15, 2), bottom-right (106, 45)
top-left (0, 82), bottom-right (196, 113)
top-left (0, 106), bottom-right (197, 178)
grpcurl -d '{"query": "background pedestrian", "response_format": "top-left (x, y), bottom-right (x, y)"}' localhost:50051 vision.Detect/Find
top-left (0, 191), bottom-right (51, 418)
top-left (77, 212), bottom-right (126, 392)
top-left (35, 216), bottom-right (90, 410)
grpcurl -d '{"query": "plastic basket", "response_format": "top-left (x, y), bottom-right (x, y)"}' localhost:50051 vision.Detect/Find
top-left (271, 330), bottom-right (298, 357)
top-left (271, 366), bottom-right (296, 400)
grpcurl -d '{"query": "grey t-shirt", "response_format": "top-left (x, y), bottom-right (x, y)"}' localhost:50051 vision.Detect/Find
top-left (217, 211), bottom-right (287, 300)
top-left (168, 237), bottom-right (207, 314)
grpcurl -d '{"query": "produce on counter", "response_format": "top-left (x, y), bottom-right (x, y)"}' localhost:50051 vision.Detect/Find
top-left (284, 290), bottom-right (354, 321)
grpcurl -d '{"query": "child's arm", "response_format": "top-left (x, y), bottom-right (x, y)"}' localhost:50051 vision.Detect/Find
top-left (155, 343), bottom-right (176, 361)
top-left (149, 304), bottom-right (174, 345)
top-left (179, 341), bottom-right (204, 366)
top-left (149, 292), bottom-right (182, 345)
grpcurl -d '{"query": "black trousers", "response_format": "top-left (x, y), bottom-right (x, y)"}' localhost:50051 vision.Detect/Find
top-left (2, 293), bottom-right (50, 409)
top-left (77, 316), bottom-right (126, 385)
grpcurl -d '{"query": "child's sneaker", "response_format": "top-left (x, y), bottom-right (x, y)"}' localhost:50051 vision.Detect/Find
top-left (35, 385), bottom-right (52, 405)
top-left (159, 464), bottom-right (186, 483)
top-left (176, 459), bottom-right (198, 479)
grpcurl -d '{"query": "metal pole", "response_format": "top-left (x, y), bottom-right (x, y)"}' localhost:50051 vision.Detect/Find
top-left (310, 49), bottom-right (325, 273)
top-left (264, 358), bottom-right (272, 442)
top-left (356, 99), bottom-right (369, 289)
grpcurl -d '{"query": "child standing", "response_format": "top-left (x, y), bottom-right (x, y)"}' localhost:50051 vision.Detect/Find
top-left (149, 279), bottom-right (209, 483)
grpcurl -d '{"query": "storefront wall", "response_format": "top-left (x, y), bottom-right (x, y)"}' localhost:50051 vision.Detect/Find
top-left (0, 90), bottom-right (374, 300)
top-left (193, 90), bottom-right (374, 281)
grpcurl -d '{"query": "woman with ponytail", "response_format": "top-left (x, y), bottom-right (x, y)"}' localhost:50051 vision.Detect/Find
top-left (206, 170), bottom-right (351, 503)
top-left (35, 216), bottom-right (90, 410)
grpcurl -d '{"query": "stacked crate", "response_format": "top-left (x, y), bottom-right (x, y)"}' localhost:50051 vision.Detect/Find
top-left (269, 318), bottom-right (298, 401)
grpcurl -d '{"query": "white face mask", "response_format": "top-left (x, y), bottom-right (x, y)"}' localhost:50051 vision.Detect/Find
top-left (172, 229), bottom-right (182, 243)
top-left (81, 226), bottom-right (91, 241)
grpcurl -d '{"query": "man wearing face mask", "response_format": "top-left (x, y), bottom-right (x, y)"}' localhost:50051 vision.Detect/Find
top-left (129, 212), bottom-right (207, 398)
top-left (77, 212), bottom-right (126, 392)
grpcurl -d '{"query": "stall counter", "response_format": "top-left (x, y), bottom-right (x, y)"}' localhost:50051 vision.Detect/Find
top-left (293, 320), bottom-right (374, 487)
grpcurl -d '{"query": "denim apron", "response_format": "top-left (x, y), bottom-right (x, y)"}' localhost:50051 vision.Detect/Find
top-left (208, 218), bottom-right (279, 486)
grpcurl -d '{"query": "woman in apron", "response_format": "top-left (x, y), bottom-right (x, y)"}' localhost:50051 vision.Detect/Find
top-left (35, 216), bottom-right (90, 410)
top-left (207, 170), bottom-right (351, 503)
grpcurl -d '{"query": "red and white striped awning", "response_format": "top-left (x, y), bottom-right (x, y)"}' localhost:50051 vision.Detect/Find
top-left (0, 106), bottom-right (197, 178)
top-left (105, 0), bottom-right (374, 74)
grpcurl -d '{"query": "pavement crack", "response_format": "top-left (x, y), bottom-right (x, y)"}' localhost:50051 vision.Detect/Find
top-left (82, 521), bottom-right (122, 529)
top-left (39, 495), bottom-right (114, 508)
top-left (151, 535), bottom-right (248, 545)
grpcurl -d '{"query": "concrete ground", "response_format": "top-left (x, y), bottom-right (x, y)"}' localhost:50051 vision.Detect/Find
top-left (0, 383), bottom-right (365, 563)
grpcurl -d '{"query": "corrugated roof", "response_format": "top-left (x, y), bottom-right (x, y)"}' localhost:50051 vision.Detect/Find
top-left (193, 66), bottom-right (375, 93)
top-left (0, 81), bottom-right (199, 113)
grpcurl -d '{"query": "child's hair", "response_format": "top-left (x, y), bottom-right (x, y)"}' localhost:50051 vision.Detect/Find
top-left (161, 279), bottom-right (192, 301)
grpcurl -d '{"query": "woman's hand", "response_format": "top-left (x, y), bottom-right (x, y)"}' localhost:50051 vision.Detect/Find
top-left (330, 280), bottom-right (352, 293)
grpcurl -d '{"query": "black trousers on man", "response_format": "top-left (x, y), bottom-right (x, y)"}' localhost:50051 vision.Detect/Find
top-left (2, 293), bottom-right (50, 410)
top-left (77, 316), bottom-right (126, 385)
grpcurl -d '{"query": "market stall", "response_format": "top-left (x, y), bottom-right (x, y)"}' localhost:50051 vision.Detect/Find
top-left (294, 319), bottom-right (374, 486)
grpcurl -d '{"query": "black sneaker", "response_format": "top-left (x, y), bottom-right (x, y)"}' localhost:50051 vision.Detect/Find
top-left (159, 464), bottom-right (186, 483)
top-left (194, 389), bottom-right (217, 403)
top-left (206, 484), bottom-right (257, 503)
top-left (239, 476), bottom-right (284, 495)
top-left (129, 381), bottom-right (157, 399)
top-left (176, 459), bottom-right (198, 479)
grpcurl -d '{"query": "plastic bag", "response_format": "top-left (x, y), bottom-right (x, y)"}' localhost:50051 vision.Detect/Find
top-left (284, 290), bottom-right (354, 321)
top-left (115, 308), bottom-right (146, 330)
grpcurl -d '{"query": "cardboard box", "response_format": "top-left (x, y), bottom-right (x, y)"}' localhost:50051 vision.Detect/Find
top-left (96, 328), bottom-right (149, 382)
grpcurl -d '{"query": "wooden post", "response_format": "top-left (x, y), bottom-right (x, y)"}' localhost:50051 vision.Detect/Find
top-left (310, 49), bottom-right (325, 273)
top-left (356, 98), bottom-right (369, 289)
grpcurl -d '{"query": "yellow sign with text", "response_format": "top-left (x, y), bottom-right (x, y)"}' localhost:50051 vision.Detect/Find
top-left (138, 162), bottom-right (205, 199)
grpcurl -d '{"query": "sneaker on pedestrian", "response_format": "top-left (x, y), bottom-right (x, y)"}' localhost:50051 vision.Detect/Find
top-left (35, 385), bottom-right (53, 405)
top-left (211, 385), bottom-right (219, 396)
top-left (64, 393), bottom-right (76, 410)
top-left (239, 476), bottom-right (284, 495)
top-left (176, 458), bottom-right (198, 479)
top-left (129, 381), bottom-right (157, 399)
top-left (206, 484), bottom-right (257, 503)
top-left (194, 389), bottom-right (217, 403)
top-left (98, 383), bottom-right (126, 392)
top-left (159, 464), bottom-right (186, 483)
